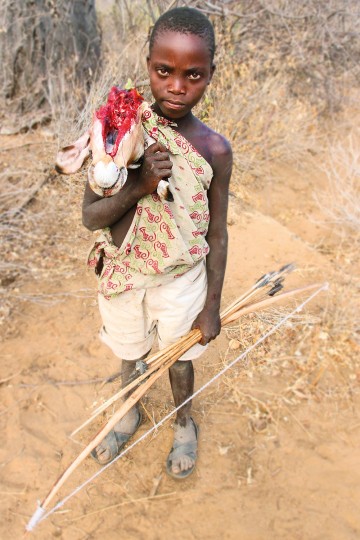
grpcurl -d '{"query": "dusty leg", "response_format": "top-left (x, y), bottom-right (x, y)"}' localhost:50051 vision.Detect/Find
top-left (168, 360), bottom-right (198, 476)
top-left (92, 355), bottom-right (146, 464)
top-left (114, 359), bottom-right (141, 431)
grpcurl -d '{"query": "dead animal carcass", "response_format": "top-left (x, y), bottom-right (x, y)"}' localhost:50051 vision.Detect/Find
top-left (56, 87), bottom-right (172, 200)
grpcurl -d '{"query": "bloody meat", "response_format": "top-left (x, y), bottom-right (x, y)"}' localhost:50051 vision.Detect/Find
top-left (96, 87), bottom-right (144, 158)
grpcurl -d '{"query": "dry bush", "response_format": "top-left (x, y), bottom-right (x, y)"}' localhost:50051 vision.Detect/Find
top-left (56, 3), bottom-right (152, 144)
top-left (195, 37), bottom-right (317, 188)
top-left (217, 290), bottom-right (359, 434)
top-left (0, 153), bottom-right (90, 333)
top-left (314, 133), bottom-right (360, 241)
top-left (193, 0), bottom-right (360, 189)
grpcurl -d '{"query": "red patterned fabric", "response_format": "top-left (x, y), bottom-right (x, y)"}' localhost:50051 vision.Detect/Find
top-left (87, 106), bottom-right (213, 298)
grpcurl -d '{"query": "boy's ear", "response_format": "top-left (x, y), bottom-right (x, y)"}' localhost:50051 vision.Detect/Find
top-left (146, 55), bottom-right (150, 72)
top-left (208, 63), bottom-right (216, 84)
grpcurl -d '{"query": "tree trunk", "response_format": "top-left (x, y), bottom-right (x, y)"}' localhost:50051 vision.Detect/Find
top-left (0, 0), bottom-right (101, 133)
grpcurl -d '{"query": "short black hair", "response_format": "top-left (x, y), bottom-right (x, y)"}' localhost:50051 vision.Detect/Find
top-left (149, 7), bottom-right (216, 62)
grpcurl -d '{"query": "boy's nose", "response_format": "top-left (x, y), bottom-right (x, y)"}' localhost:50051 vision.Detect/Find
top-left (168, 78), bottom-right (186, 95)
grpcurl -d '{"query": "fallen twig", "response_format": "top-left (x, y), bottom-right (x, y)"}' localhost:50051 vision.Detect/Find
top-left (18, 372), bottom-right (122, 389)
top-left (8, 169), bottom-right (58, 217)
top-left (62, 491), bottom-right (178, 524)
top-left (0, 141), bottom-right (54, 153)
top-left (0, 370), bottom-right (23, 385)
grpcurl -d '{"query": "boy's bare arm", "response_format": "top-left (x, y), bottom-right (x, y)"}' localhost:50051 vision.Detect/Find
top-left (191, 134), bottom-right (232, 345)
top-left (82, 142), bottom-right (172, 231)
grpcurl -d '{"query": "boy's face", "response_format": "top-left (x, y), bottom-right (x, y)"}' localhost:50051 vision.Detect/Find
top-left (147, 31), bottom-right (215, 120)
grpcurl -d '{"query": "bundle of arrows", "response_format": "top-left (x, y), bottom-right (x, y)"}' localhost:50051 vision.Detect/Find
top-left (25, 263), bottom-right (328, 533)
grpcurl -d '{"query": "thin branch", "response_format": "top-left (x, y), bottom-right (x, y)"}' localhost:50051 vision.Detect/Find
top-left (0, 142), bottom-right (54, 153)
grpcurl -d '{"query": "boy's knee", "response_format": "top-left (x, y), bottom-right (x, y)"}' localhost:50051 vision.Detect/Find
top-left (170, 360), bottom-right (193, 373)
top-left (122, 351), bottom-right (149, 363)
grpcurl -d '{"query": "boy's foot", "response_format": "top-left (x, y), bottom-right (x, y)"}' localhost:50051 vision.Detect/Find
top-left (166, 417), bottom-right (198, 479)
top-left (91, 408), bottom-right (142, 465)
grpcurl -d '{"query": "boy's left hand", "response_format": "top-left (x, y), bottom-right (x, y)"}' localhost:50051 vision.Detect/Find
top-left (191, 306), bottom-right (221, 346)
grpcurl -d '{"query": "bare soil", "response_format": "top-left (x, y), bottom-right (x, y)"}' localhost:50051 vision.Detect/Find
top-left (0, 132), bottom-right (359, 540)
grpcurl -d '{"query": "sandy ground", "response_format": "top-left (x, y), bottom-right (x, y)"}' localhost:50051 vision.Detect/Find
top-left (0, 133), bottom-right (359, 540)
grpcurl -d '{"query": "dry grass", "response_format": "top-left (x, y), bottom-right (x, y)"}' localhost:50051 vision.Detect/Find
top-left (314, 133), bottom-right (360, 241)
top-left (0, 1), bottom-right (100, 134)
top-left (0, 137), bottom-right (91, 335)
top-left (208, 288), bottom-right (359, 441)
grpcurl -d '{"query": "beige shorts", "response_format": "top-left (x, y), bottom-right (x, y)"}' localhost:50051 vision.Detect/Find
top-left (98, 260), bottom-right (208, 361)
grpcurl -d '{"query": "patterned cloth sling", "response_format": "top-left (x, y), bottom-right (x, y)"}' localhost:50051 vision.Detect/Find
top-left (87, 106), bottom-right (213, 299)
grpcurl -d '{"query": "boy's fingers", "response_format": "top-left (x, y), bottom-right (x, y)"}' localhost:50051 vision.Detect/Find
top-left (155, 168), bottom-right (172, 178)
top-left (156, 160), bottom-right (173, 169)
top-left (146, 141), bottom-right (168, 154)
top-left (152, 151), bottom-right (171, 161)
top-left (162, 169), bottom-right (172, 178)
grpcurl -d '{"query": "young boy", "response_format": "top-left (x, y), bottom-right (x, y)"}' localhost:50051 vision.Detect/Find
top-left (82, 7), bottom-right (232, 479)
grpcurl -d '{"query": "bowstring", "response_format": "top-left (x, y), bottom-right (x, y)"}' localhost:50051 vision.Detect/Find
top-left (31, 282), bottom-right (328, 528)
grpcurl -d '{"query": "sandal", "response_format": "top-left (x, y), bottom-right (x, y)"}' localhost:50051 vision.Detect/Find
top-left (166, 417), bottom-right (199, 479)
top-left (91, 410), bottom-right (142, 466)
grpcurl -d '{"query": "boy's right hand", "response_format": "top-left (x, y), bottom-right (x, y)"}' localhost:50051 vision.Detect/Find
top-left (137, 142), bottom-right (172, 196)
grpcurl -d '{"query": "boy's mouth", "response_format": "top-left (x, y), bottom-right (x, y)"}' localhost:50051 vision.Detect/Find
top-left (164, 100), bottom-right (186, 110)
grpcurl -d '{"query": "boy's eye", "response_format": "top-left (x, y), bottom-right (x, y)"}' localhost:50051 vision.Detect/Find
top-left (188, 72), bottom-right (201, 80)
top-left (156, 67), bottom-right (169, 76)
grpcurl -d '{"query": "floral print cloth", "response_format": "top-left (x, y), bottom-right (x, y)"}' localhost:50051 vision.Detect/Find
top-left (87, 105), bottom-right (213, 299)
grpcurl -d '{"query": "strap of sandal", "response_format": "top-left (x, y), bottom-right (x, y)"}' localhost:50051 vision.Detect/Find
top-left (168, 440), bottom-right (197, 461)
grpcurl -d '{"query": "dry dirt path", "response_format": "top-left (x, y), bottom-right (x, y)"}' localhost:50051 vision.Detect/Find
top-left (0, 134), bottom-right (359, 540)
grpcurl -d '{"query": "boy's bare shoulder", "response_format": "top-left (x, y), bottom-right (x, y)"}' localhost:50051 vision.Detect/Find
top-left (193, 117), bottom-right (232, 168)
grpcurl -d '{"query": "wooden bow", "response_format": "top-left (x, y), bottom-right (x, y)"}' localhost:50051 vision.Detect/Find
top-left (26, 263), bottom-right (325, 532)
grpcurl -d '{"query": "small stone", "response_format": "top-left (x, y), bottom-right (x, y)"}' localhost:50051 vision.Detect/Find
top-left (229, 338), bottom-right (241, 350)
top-left (218, 444), bottom-right (232, 456)
top-left (251, 418), bottom-right (269, 432)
